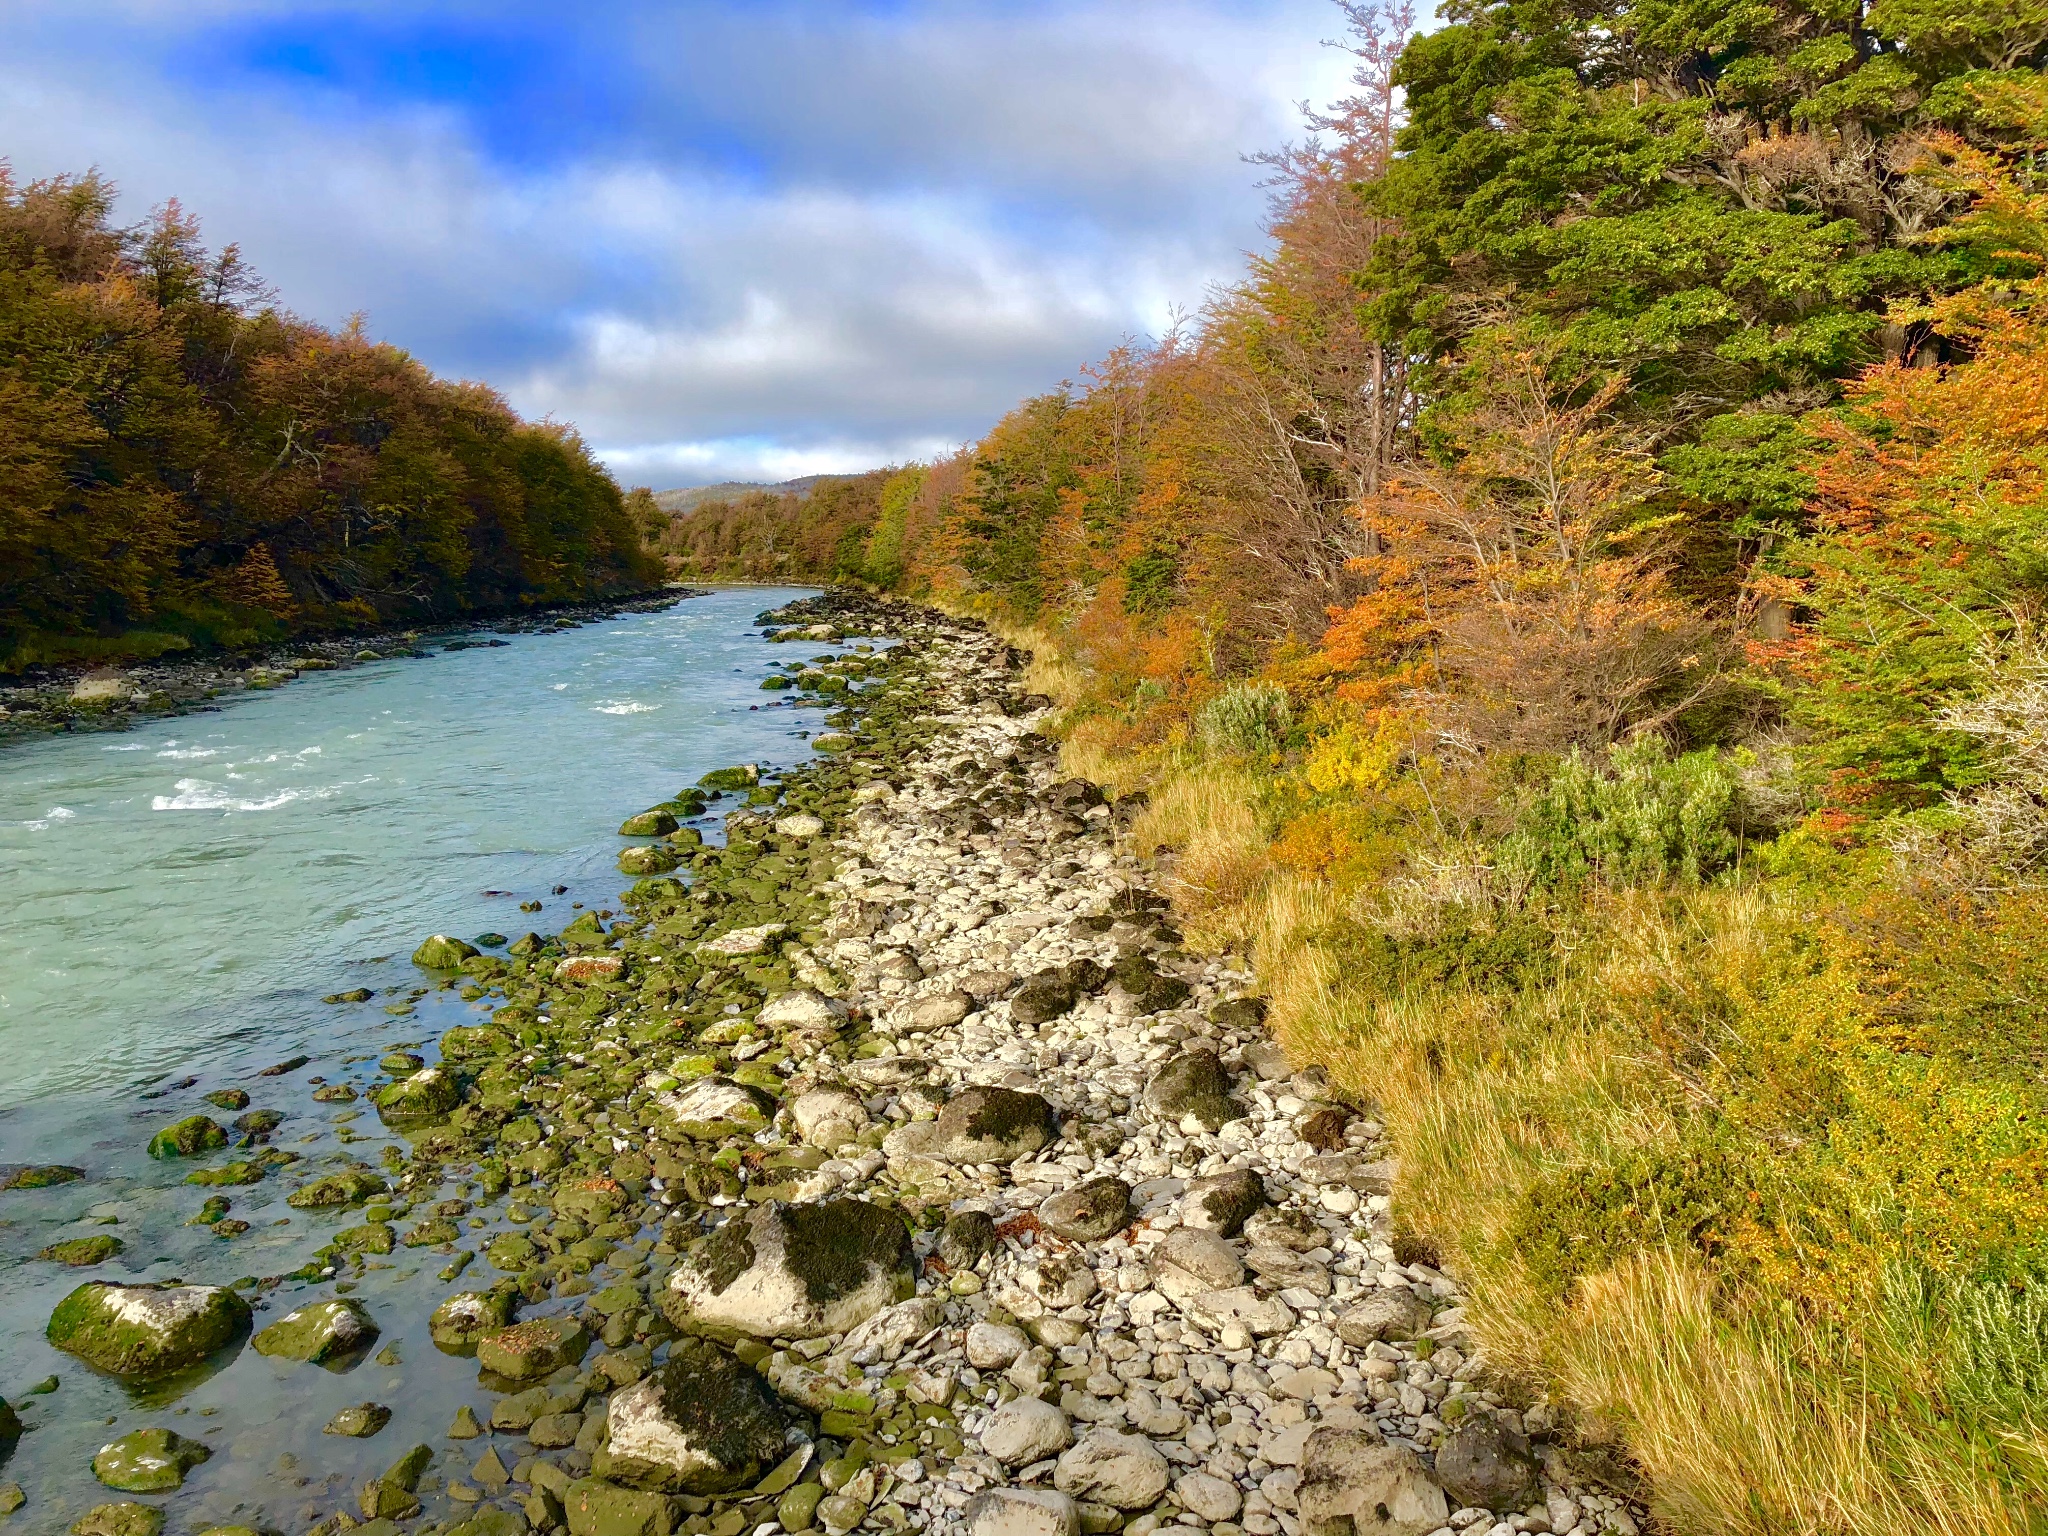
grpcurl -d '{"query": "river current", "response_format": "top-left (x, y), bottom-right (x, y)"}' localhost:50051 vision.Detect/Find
top-left (0, 586), bottom-right (836, 1528)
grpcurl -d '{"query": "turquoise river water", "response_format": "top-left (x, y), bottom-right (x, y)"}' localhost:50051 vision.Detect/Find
top-left (0, 586), bottom-right (839, 1531)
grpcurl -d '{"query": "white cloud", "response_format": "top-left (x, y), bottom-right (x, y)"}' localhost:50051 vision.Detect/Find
top-left (0, 0), bottom-right (1375, 487)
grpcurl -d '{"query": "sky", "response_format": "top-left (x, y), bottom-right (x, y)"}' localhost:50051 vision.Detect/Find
top-left (0, 1), bottom-right (1363, 488)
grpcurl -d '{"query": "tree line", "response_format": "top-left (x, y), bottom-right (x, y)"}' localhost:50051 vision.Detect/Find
top-left (0, 168), bottom-right (661, 671)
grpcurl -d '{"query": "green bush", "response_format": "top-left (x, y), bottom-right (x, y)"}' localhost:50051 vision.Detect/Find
top-left (1509, 1137), bottom-right (1748, 1298)
top-left (1198, 682), bottom-right (1292, 759)
top-left (1503, 736), bottom-right (1740, 889)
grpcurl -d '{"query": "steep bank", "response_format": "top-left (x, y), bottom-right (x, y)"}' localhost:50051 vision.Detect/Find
top-left (7, 596), bottom-right (1641, 1536)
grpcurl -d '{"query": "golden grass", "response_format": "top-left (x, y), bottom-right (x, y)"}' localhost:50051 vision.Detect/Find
top-left (1068, 747), bottom-right (2048, 1536)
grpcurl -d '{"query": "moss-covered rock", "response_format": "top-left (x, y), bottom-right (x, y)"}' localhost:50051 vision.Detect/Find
top-left (597, 1339), bottom-right (789, 1493)
top-left (556, 953), bottom-right (627, 983)
top-left (429, 1288), bottom-right (517, 1351)
top-left (287, 1167), bottom-right (387, 1208)
top-left (185, 1160), bottom-right (265, 1187)
top-left (0, 1163), bottom-right (85, 1190)
top-left (72, 1502), bottom-right (165, 1536)
top-left (440, 1024), bottom-right (512, 1061)
top-left (666, 1197), bottom-right (913, 1340)
top-left (887, 1085), bottom-right (1055, 1165)
top-left (1140, 1049), bottom-right (1239, 1132)
top-left (47, 1282), bottom-right (250, 1377)
top-left (324, 1402), bottom-right (392, 1437)
top-left (565, 1478), bottom-right (676, 1536)
top-left (39, 1234), bottom-right (124, 1266)
top-left (621, 809), bottom-right (680, 836)
top-left (475, 1314), bottom-right (590, 1379)
top-left (91, 1426), bottom-right (211, 1491)
top-left (253, 1297), bottom-right (378, 1364)
top-left (699, 765), bottom-right (759, 791)
top-left (414, 934), bottom-right (480, 969)
top-left (1037, 1178), bottom-right (1133, 1243)
top-left (373, 1066), bottom-right (461, 1121)
top-left (146, 1115), bottom-right (227, 1159)
top-left (652, 1077), bottom-right (775, 1140)
top-left (619, 845), bottom-right (682, 876)
top-left (203, 1088), bottom-right (250, 1111)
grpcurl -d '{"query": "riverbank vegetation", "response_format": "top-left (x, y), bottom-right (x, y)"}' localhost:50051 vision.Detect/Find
top-left (758, 1), bottom-right (2048, 1527)
top-left (0, 168), bottom-right (661, 673)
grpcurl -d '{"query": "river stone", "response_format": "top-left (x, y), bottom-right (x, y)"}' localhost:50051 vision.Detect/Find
top-left (619, 846), bottom-right (681, 876)
top-left (476, 1314), bottom-right (590, 1379)
top-left (0, 1164), bottom-right (85, 1190)
top-left (92, 1427), bottom-right (211, 1491)
top-left (1142, 1049), bottom-right (1238, 1131)
top-left (566, 1477), bottom-right (676, 1536)
top-left (253, 1297), bottom-right (378, 1364)
top-left (1243, 1204), bottom-right (1325, 1253)
top-left (40, 1235), bottom-right (123, 1266)
top-left (47, 1282), bottom-right (251, 1377)
top-left (758, 989), bottom-right (848, 1036)
top-left (1174, 1472), bottom-right (1243, 1523)
top-left (963, 1488), bottom-right (1080, 1536)
top-left (1053, 1429), bottom-right (1170, 1510)
top-left (940, 1208), bottom-right (999, 1269)
top-left (374, 1066), bottom-right (461, 1120)
top-left (980, 1396), bottom-right (1073, 1466)
top-left (654, 1077), bottom-right (776, 1140)
top-left (1297, 1427), bottom-right (1448, 1536)
top-left (1180, 1167), bottom-right (1265, 1236)
top-left (908, 991), bottom-right (974, 1030)
top-left (1038, 1177), bottom-right (1132, 1242)
top-left (1435, 1417), bottom-right (1542, 1510)
top-left (556, 953), bottom-right (626, 983)
top-left (1149, 1228), bottom-right (1244, 1303)
top-left (288, 1167), bottom-right (388, 1208)
top-left (699, 765), bottom-right (759, 790)
top-left (1211, 996), bottom-right (1270, 1033)
top-left (203, 1088), bottom-right (250, 1111)
top-left (789, 1087), bottom-right (869, 1152)
top-left (413, 934), bottom-right (480, 969)
top-left (325, 1402), bottom-right (392, 1437)
top-left (72, 1503), bottom-right (165, 1536)
top-left (1008, 975), bottom-right (1077, 1027)
top-left (1336, 1291), bottom-right (1433, 1346)
top-left (664, 1197), bottom-right (913, 1339)
top-left (965, 1320), bottom-right (1030, 1369)
top-left (597, 1340), bottom-right (788, 1493)
top-left (621, 809), bottom-right (680, 837)
top-left (1184, 1286), bottom-right (1295, 1340)
top-left (892, 1085), bottom-right (1055, 1164)
top-left (146, 1115), bottom-right (228, 1159)
top-left (775, 812), bottom-right (825, 838)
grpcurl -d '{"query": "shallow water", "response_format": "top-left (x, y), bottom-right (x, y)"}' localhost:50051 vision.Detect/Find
top-left (0, 586), bottom-right (842, 1529)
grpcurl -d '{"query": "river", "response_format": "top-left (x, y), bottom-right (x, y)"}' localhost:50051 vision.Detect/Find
top-left (0, 586), bottom-right (837, 1529)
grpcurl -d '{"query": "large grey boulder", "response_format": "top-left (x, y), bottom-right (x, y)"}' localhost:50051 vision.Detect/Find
top-left (1435, 1417), bottom-right (1542, 1511)
top-left (1038, 1178), bottom-right (1132, 1242)
top-left (1179, 1167), bottom-right (1265, 1236)
top-left (1335, 1291), bottom-right (1432, 1346)
top-left (597, 1341), bottom-right (789, 1493)
top-left (964, 1488), bottom-right (1080, 1536)
top-left (885, 1085), bottom-right (1056, 1165)
top-left (655, 1077), bottom-right (776, 1140)
top-left (789, 1087), bottom-right (869, 1152)
top-left (980, 1396), bottom-right (1073, 1467)
top-left (1053, 1429), bottom-right (1170, 1509)
top-left (1297, 1427), bottom-right (1448, 1536)
top-left (47, 1282), bottom-right (250, 1377)
top-left (1149, 1228), bottom-right (1244, 1303)
top-left (1142, 1049), bottom-right (1238, 1130)
top-left (665, 1198), bottom-right (913, 1339)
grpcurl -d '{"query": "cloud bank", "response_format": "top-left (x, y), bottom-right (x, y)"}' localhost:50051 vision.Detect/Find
top-left (0, 1), bottom-right (1358, 485)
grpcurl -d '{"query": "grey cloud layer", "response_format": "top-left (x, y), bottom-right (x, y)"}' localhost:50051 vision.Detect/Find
top-left (0, 1), bottom-right (1352, 484)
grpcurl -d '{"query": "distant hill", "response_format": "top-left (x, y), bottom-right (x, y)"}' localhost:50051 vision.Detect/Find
top-left (651, 476), bottom-right (847, 514)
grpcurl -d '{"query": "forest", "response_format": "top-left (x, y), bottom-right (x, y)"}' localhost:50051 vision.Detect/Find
top-left (699, 0), bottom-right (2048, 1528)
top-left (0, 168), bottom-right (661, 672)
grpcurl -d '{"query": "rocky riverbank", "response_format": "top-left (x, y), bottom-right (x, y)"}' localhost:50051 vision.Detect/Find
top-left (0, 589), bottom-right (701, 747)
top-left (16, 594), bottom-right (1648, 1536)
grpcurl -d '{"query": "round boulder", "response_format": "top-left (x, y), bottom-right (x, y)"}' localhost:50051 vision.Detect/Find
top-left (655, 1077), bottom-right (776, 1140)
top-left (598, 1340), bottom-right (789, 1493)
top-left (47, 1282), bottom-right (250, 1377)
top-left (963, 1489), bottom-right (1080, 1536)
top-left (475, 1314), bottom-right (590, 1380)
top-left (429, 1289), bottom-right (517, 1352)
top-left (665, 1198), bottom-right (913, 1340)
top-left (412, 934), bottom-right (479, 970)
top-left (981, 1396), bottom-right (1073, 1467)
top-left (1053, 1429), bottom-right (1170, 1510)
top-left (1037, 1177), bottom-right (1133, 1243)
top-left (789, 1087), bottom-right (870, 1152)
top-left (1435, 1417), bottom-right (1541, 1511)
top-left (1141, 1049), bottom-right (1238, 1131)
top-left (906, 1085), bottom-right (1057, 1165)
top-left (252, 1297), bottom-right (378, 1366)
top-left (146, 1116), bottom-right (227, 1159)
top-left (1179, 1167), bottom-right (1266, 1236)
top-left (1298, 1426), bottom-right (1448, 1536)
top-left (92, 1427), bottom-right (210, 1492)
top-left (373, 1066), bottom-right (460, 1121)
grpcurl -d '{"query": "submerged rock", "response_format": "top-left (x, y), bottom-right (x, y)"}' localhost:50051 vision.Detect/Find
top-left (430, 1290), bottom-right (518, 1351)
top-left (71, 1503), bottom-right (165, 1536)
top-left (0, 1164), bottom-right (85, 1191)
top-left (287, 1167), bottom-right (387, 1208)
top-left (39, 1235), bottom-right (123, 1266)
top-left (597, 1340), bottom-right (789, 1493)
top-left (665, 1197), bottom-right (913, 1339)
top-left (146, 1115), bottom-right (227, 1159)
top-left (324, 1402), bottom-right (392, 1438)
top-left (47, 1282), bottom-right (250, 1377)
top-left (475, 1314), bottom-right (589, 1380)
top-left (91, 1427), bottom-right (211, 1492)
top-left (252, 1297), bottom-right (378, 1365)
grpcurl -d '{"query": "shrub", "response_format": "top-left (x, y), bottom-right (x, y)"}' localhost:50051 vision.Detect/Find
top-left (1197, 681), bottom-right (1291, 760)
top-left (1503, 736), bottom-right (1740, 889)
